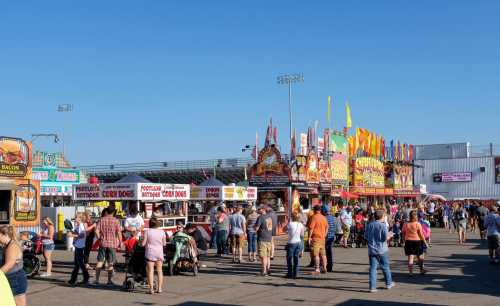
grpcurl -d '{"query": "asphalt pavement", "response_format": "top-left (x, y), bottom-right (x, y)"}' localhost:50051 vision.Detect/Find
top-left (26, 228), bottom-right (500, 306)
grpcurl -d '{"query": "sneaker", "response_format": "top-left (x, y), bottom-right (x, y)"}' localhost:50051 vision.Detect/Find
top-left (386, 282), bottom-right (396, 290)
top-left (369, 289), bottom-right (378, 293)
top-left (106, 281), bottom-right (116, 287)
top-left (67, 281), bottom-right (76, 287)
top-left (40, 273), bottom-right (51, 278)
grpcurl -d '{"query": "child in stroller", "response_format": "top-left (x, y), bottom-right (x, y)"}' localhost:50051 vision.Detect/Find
top-left (392, 221), bottom-right (403, 247)
top-left (19, 231), bottom-right (42, 278)
top-left (165, 228), bottom-right (199, 276)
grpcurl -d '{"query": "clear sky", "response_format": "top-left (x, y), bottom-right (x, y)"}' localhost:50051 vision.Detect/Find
top-left (1, 1), bottom-right (499, 165)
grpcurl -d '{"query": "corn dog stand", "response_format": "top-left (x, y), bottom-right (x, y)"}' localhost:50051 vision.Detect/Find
top-left (0, 137), bottom-right (41, 233)
top-left (188, 178), bottom-right (257, 240)
top-left (72, 174), bottom-right (190, 237)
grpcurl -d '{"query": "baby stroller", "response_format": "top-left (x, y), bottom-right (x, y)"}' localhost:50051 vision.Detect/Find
top-left (20, 231), bottom-right (42, 278)
top-left (165, 232), bottom-right (199, 276)
top-left (123, 243), bottom-right (155, 292)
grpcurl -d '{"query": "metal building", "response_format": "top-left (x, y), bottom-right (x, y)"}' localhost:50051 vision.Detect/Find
top-left (414, 156), bottom-right (500, 199)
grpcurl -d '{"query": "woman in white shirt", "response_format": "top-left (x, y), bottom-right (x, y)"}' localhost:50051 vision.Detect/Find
top-left (286, 212), bottom-right (305, 279)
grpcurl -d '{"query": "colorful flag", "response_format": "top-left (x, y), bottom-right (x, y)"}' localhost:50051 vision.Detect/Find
top-left (389, 140), bottom-right (394, 160)
top-left (291, 129), bottom-right (297, 158)
top-left (265, 118), bottom-right (272, 147)
top-left (324, 129), bottom-right (330, 153)
top-left (345, 100), bottom-right (352, 129)
top-left (409, 144), bottom-right (414, 161)
top-left (273, 127), bottom-right (278, 145)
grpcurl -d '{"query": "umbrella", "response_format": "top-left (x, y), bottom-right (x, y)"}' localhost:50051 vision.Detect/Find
top-left (340, 191), bottom-right (359, 199)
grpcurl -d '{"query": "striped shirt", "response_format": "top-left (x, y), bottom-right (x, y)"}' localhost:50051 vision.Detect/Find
top-left (326, 215), bottom-right (336, 239)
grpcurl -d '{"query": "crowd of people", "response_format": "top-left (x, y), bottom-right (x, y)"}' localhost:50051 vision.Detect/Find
top-left (0, 198), bottom-right (499, 306)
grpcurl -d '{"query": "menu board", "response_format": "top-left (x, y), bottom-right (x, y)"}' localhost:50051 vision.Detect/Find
top-left (0, 137), bottom-right (32, 179)
top-left (353, 157), bottom-right (385, 188)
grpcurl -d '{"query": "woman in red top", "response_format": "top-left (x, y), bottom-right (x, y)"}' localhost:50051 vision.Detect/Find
top-left (402, 210), bottom-right (428, 275)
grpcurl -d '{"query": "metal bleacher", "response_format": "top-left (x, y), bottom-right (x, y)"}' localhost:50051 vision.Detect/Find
top-left (78, 157), bottom-right (254, 184)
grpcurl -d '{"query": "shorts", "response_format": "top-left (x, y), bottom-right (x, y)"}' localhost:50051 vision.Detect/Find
top-left (258, 241), bottom-right (272, 258)
top-left (43, 243), bottom-right (55, 251)
top-left (6, 269), bottom-right (28, 296)
top-left (311, 240), bottom-right (326, 257)
top-left (458, 220), bottom-right (467, 230)
top-left (97, 247), bottom-right (117, 265)
top-left (487, 235), bottom-right (499, 250)
top-left (443, 216), bottom-right (449, 223)
top-left (404, 240), bottom-right (424, 256)
top-left (231, 234), bottom-right (245, 249)
top-left (342, 225), bottom-right (350, 238)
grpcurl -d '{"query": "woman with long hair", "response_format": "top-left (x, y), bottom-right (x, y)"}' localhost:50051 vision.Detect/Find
top-left (83, 212), bottom-right (96, 270)
top-left (141, 218), bottom-right (166, 294)
top-left (0, 226), bottom-right (28, 306)
top-left (402, 210), bottom-right (429, 275)
top-left (39, 217), bottom-right (55, 277)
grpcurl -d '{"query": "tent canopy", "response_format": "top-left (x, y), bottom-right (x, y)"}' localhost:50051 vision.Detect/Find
top-left (199, 177), bottom-right (224, 187)
top-left (115, 173), bottom-right (152, 184)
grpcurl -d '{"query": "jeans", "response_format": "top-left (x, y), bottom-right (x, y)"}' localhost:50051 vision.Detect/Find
top-left (216, 230), bottom-right (227, 255)
top-left (325, 237), bottom-right (335, 272)
top-left (210, 226), bottom-right (218, 249)
top-left (247, 231), bottom-right (257, 253)
top-left (286, 242), bottom-right (302, 278)
top-left (70, 247), bottom-right (89, 284)
top-left (369, 252), bottom-right (392, 290)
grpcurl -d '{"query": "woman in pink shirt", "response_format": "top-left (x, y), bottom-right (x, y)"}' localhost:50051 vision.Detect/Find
top-left (142, 218), bottom-right (166, 294)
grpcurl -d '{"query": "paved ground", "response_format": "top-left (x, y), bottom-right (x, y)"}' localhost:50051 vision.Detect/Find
top-left (28, 229), bottom-right (500, 306)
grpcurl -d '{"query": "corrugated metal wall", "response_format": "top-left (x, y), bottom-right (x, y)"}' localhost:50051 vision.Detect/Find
top-left (414, 156), bottom-right (500, 199)
top-left (414, 143), bottom-right (469, 160)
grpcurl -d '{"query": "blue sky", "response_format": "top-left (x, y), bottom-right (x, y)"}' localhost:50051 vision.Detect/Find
top-left (1, 1), bottom-right (499, 165)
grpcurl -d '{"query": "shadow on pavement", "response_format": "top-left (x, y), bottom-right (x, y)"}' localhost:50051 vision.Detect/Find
top-left (175, 303), bottom-right (238, 306)
top-left (336, 299), bottom-right (447, 306)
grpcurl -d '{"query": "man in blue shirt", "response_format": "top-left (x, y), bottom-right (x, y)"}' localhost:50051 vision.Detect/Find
top-left (323, 206), bottom-right (336, 272)
top-left (364, 210), bottom-right (395, 293)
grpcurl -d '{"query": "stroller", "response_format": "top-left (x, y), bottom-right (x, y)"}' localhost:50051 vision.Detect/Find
top-left (123, 243), bottom-right (154, 292)
top-left (19, 231), bottom-right (42, 278)
top-left (165, 232), bottom-right (199, 276)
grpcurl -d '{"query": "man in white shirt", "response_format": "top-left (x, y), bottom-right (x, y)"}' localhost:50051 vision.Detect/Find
top-left (125, 204), bottom-right (145, 237)
top-left (484, 206), bottom-right (500, 263)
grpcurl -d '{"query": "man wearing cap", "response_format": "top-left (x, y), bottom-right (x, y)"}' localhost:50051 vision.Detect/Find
top-left (308, 205), bottom-right (328, 274)
top-left (254, 205), bottom-right (273, 276)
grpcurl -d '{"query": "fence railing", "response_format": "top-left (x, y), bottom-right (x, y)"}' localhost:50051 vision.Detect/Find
top-left (79, 157), bottom-right (254, 174)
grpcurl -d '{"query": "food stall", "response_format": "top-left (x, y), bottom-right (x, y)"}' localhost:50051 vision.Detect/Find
top-left (188, 177), bottom-right (257, 240)
top-left (0, 137), bottom-right (41, 233)
top-left (72, 174), bottom-right (190, 237)
top-left (350, 157), bottom-right (393, 208)
top-left (385, 161), bottom-right (421, 203)
top-left (32, 166), bottom-right (82, 207)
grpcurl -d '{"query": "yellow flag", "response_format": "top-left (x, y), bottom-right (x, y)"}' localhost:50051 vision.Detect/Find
top-left (345, 101), bottom-right (352, 128)
top-left (327, 96), bottom-right (331, 126)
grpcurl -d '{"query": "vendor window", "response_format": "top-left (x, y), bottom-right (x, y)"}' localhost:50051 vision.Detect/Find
top-left (0, 190), bottom-right (11, 223)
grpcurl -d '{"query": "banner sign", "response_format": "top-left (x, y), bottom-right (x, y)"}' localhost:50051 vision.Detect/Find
top-left (353, 157), bottom-right (385, 188)
top-left (32, 168), bottom-right (80, 183)
top-left (351, 186), bottom-right (393, 196)
top-left (73, 183), bottom-right (190, 201)
top-left (330, 134), bottom-right (349, 187)
top-left (386, 164), bottom-right (413, 190)
top-left (14, 183), bottom-right (38, 222)
top-left (290, 155), bottom-right (307, 186)
top-left (495, 157), bottom-right (500, 184)
top-left (0, 137), bottom-right (32, 179)
top-left (190, 186), bottom-right (257, 201)
top-left (300, 133), bottom-right (308, 155)
top-left (306, 151), bottom-right (320, 185)
top-left (433, 172), bottom-right (472, 183)
top-left (40, 185), bottom-right (73, 196)
top-left (139, 183), bottom-right (190, 201)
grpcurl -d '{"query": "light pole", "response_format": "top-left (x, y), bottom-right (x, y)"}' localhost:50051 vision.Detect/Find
top-left (57, 104), bottom-right (73, 159)
top-left (277, 73), bottom-right (304, 152)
